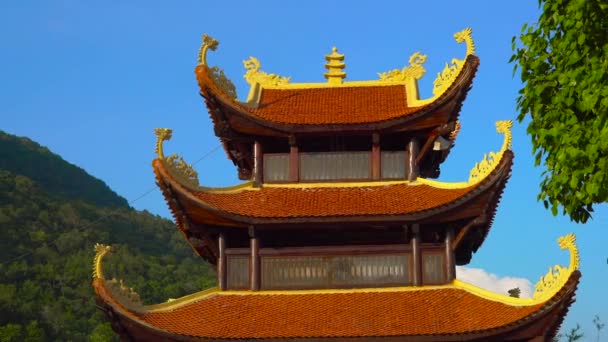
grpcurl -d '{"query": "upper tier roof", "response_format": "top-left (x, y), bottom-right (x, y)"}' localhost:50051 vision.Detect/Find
top-left (92, 235), bottom-right (581, 341)
top-left (196, 28), bottom-right (478, 132)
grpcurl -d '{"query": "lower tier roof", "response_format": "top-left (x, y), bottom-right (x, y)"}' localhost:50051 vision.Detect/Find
top-left (93, 271), bottom-right (579, 341)
top-left (92, 231), bottom-right (581, 341)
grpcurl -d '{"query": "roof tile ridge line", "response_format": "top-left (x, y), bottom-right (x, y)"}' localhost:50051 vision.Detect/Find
top-left (201, 284), bottom-right (456, 297)
top-left (264, 179), bottom-right (417, 189)
top-left (143, 287), bottom-right (222, 312)
top-left (453, 279), bottom-right (540, 306)
top-left (260, 80), bottom-right (410, 90)
top-left (453, 233), bottom-right (580, 307)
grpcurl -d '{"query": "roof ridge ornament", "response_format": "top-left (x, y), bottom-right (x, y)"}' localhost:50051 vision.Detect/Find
top-left (324, 47), bottom-right (346, 85)
top-left (243, 57), bottom-right (291, 87)
top-left (196, 34), bottom-right (238, 100)
top-left (532, 233), bottom-right (579, 302)
top-left (154, 128), bottom-right (200, 189)
top-left (378, 52), bottom-right (427, 82)
top-left (93, 243), bottom-right (112, 280)
top-left (432, 27), bottom-right (475, 97)
top-left (92, 243), bottom-right (144, 310)
top-left (197, 34), bottom-right (219, 66)
top-left (468, 120), bottom-right (512, 185)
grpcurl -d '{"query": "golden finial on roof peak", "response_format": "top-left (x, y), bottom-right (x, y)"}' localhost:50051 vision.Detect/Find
top-left (324, 46), bottom-right (346, 85)
top-left (326, 46), bottom-right (344, 60)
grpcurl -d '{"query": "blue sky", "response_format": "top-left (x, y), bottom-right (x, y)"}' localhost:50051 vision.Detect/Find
top-left (2, 1), bottom-right (607, 337)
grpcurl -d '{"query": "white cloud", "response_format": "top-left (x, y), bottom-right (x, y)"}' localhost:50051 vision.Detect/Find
top-left (456, 266), bottom-right (533, 298)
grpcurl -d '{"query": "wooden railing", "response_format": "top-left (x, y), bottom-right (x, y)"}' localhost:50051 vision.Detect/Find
top-left (225, 245), bottom-right (416, 290)
top-left (263, 151), bottom-right (409, 182)
top-left (261, 254), bottom-right (411, 290)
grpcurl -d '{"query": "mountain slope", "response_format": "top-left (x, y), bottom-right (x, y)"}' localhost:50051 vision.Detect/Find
top-left (0, 130), bottom-right (128, 209)
top-left (0, 132), bottom-right (215, 341)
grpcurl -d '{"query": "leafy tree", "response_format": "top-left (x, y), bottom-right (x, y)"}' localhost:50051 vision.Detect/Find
top-left (507, 287), bottom-right (521, 298)
top-left (0, 324), bottom-right (22, 342)
top-left (89, 323), bottom-right (118, 342)
top-left (0, 133), bottom-right (217, 340)
top-left (510, 0), bottom-right (608, 222)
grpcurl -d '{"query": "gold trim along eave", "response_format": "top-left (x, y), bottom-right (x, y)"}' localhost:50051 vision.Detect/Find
top-left (456, 233), bottom-right (579, 306)
top-left (417, 119), bottom-right (513, 189)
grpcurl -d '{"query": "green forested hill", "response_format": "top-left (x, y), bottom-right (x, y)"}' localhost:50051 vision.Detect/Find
top-left (0, 132), bottom-right (216, 341)
top-left (0, 131), bottom-right (128, 209)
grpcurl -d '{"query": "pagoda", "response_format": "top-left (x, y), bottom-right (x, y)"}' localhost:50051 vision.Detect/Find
top-left (93, 28), bottom-right (580, 341)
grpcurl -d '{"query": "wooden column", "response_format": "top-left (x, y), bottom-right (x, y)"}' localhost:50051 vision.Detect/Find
top-left (372, 133), bottom-right (381, 180)
top-left (249, 226), bottom-right (260, 291)
top-left (289, 135), bottom-right (299, 182)
top-left (253, 141), bottom-right (263, 187)
top-left (445, 227), bottom-right (455, 282)
top-left (407, 138), bottom-right (420, 181)
top-left (218, 233), bottom-right (227, 290)
top-left (411, 223), bottom-right (422, 286)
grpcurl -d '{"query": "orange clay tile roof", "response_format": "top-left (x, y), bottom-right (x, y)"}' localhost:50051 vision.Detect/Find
top-left (195, 56), bottom-right (479, 128)
top-left (135, 288), bottom-right (542, 339)
top-left (192, 183), bottom-right (473, 218)
top-left (250, 85), bottom-right (421, 125)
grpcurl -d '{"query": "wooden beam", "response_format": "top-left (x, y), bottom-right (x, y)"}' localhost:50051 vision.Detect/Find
top-left (253, 141), bottom-right (263, 187)
top-left (416, 123), bottom-right (452, 164)
top-left (452, 214), bottom-right (487, 251)
top-left (416, 135), bottom-right (435, 165)
top-left (249, 226), bottom-right (260, 291)
top-left (218, 233), bottom-right (227, 290)
top-left (411, 224), bottom-right (421, 286)
top-left (372, 133), bottom-right (381, 180)
top-left (289, 135), bottom-right (299, 182)
top-left (445, 227), bottom-right (455, 282)
top-left (407, 138), bottom-right (420, 181)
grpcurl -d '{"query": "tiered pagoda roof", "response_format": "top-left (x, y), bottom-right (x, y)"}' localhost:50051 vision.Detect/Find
top-left (93, 28), bottom-right (580, 341)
